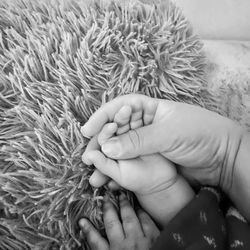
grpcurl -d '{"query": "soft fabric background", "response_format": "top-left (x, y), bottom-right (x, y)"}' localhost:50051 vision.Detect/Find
top-left (0, 0), bottom-right (249, 249)
top-left (142, 0), bottom-right (250, 130)
top-left (0, 0), bottom-right (213, 249)
top-left (172, 0), bottom-right (250, 40)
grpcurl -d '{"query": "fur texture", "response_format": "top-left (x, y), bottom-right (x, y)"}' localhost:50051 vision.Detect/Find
top-left (0, 0), bottom-right (215, 248)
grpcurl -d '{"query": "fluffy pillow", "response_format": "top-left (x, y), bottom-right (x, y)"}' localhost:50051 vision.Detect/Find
top-left (0, 0), bottom-right (214, 248)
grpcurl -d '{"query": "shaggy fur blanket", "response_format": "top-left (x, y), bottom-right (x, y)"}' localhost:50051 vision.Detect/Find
top-left (0, 0), bottom-right (249, 249)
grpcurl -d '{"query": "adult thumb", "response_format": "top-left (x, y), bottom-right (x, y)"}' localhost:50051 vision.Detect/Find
top-left (101, 124), bottom-right (161, 159)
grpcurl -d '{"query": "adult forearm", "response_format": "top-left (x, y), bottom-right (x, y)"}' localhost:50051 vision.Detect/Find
top-left (228, 131), bottom-right (250, 221)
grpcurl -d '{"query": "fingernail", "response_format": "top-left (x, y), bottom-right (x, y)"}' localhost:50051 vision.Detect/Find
top-left (81, 126), bottom-right (90, 138)
top-left (102, 138), bottom-right (121, 157)
top-left (79, 218), bottom-right (87, 229)
top-left (81, 153), bottom-right (91, 165)
top-left (89, 175), bottom-right (97, 187)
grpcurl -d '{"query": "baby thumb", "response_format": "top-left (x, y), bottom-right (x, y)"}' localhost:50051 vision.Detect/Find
top-left (101, 124), bottom-right (159, 159)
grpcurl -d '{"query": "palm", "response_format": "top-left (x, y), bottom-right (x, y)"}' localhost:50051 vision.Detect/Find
top-left (152, 101), bottom-right (238, 186)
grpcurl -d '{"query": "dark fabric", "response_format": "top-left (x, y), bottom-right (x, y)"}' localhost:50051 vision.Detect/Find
top-left (227, 215), bottom-right (250, 250)
top-left (152, 188), bottom-right (250, 250)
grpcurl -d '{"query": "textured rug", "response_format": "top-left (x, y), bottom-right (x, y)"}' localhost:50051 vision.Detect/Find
top-left (0, 0), bottom-right (245, 249)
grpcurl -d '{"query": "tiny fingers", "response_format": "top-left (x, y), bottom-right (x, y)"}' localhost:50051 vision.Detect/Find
top-left (82, 135), bottom-right (100, 165)
top-left (114, 104), bottom-right (145, 133)
top-left (107, 180), bottom-right (121, 191)
top-left (137, 209), bottom-right (160, 241)
top-left (119, 193), bottom-right (144, 238)
top-left (103, 201), bottom-right (124, 244)
top-left (83, 150), bottom-right (121, 183)
top-left (130, 110), bottom-right (143, 129)
top-left (89, 169), bottom-right (110, 188)
top-left (114, 105), bottom-right (132, 126)
top-left (143, 100), bottom-right (158, 125)
top-left (98, 123), bottom-right (118, 145)
top-left (114, 105), bottom-right (132, 135)
top-left (79, 218), bottom-right (108, 250)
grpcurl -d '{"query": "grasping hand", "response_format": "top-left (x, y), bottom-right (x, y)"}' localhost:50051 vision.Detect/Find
top-left (81, 94), bottom-right (243, 193)
top-left (82, 103), bottom-right (177, 196)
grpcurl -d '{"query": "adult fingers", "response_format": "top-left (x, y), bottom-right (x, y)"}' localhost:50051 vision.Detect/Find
top-left (81, 94), bottom-right (158, 138)
top-left (79, 218), bottom-right (109, 250)
top-left (119, 193), bottom-right (144, 238)
top-left (137, 209), bottom-right (160, 240)
top-left (103, 201), bottom-right (125, 244)
top-left (101, 123), bottom-right (162, 159)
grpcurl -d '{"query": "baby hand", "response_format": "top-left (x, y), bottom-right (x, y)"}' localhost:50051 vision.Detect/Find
top-left (79, 193), bottom-right (160, 250)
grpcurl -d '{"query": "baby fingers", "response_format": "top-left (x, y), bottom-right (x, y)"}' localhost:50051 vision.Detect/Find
top-left (83, 150), bottom-right (122, 185)
top-left (79, 218), bottom-right (108, 250)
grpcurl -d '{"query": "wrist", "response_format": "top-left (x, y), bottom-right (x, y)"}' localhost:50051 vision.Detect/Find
top-left (135, 174), bottom-right (178, 197)
top-left (135, 176), bottom-right (195, 228)
top-left (226, 130), bottom-right (250, 221)
top-left (219, 122), bottom-right (244, 194)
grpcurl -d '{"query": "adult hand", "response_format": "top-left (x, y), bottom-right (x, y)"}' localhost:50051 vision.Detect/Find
top-left (81, 94), bottom-right (244, 193)
top-left (79, 193), bottom-right (160, 250)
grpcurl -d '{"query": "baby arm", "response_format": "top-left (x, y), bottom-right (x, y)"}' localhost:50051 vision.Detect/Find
top-left (136, 173), bottom-right (194, 228)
